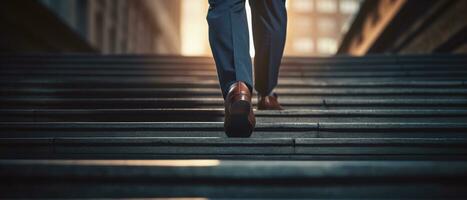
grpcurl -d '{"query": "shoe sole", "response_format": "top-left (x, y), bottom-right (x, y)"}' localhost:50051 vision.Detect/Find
top-left (225, 100), bottom-right (253, 138)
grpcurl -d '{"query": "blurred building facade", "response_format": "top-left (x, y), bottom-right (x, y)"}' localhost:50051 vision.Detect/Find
top-left (338, 0), bottom-right (467, 55)
top-left (0, 0), bottom-right (181, 54)
top-left (285, 0), bottom-right (362, 56)
top-left (11, 0), bottom-right (465, 57)
top-left (39, 0), bottom-right (182, 54)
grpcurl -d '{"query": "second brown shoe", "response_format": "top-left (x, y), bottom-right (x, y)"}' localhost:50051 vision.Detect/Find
top-left (258, 93), bottom-right (284, 110)
top-left (224, 81), bottom-right (256, 138)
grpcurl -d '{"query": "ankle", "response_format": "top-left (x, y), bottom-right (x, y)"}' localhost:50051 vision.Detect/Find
top-left (259, 91), bottom-right (275, 97)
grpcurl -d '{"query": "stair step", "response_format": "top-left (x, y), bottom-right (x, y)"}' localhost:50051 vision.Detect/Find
top-left (2, 108), bottom-right (467, 122)
top-left (2, 54), bottom-right (465, 63)
top-left (2, 137), bottom-right (467, 156)
top-left (2, 88), bottom-right (467, 98)
top-left (3, 64), bottom-right (467, 71)
top-left (1, 122), bottom-right (466, 138)
top-left (3, 77), bottom-right (465, 87)
top-left (3, 69), bottom-right (467, 76)
top-left (1, 79), bottom-right (465, 89)
top-left (1, 159), bottom-right (466, 198)
top-left (3, 71), bottom-right (467, 78)
top-left (1, 97), bottom-right (467, 109)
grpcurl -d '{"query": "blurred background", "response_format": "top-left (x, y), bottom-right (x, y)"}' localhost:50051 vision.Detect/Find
top-left (1, 0), bottom-right (466, 56)
top-left (1, 2), bottom-right (467, 198)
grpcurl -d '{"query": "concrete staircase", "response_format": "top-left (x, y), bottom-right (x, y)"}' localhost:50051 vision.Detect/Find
top-left (1, 54), bottom-right (467, 198)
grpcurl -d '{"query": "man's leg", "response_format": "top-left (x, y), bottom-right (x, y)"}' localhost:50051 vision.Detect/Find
top-left (207, 0), bottom-right (253, 98)
top-left (249, 0), bottom-right (287, 110)
top-left (207, 0), bottom-right (255, 137)
top-left (249, 0), bottom-right (287, 109)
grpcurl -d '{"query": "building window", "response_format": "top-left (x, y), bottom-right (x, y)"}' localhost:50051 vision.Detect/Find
top-left (292, 0), bottom-right (314, 12)
top-left (316, 0), bottom-right (337, 13)
top-left (293, 38), bottom-right (314, 53)
top-left (317, 37), bottom-right (338, 54)
top-left (340, 0), bottom-right (360, 14)
top-left (317, 18), bottom-right (336, 34)
top-left (296, 18), bottom-right (312, 29)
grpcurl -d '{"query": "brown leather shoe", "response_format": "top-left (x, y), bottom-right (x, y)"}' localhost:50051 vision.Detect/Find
top-left (257, 93), bottom-right (284, 110)
top-left (224, 81), bottom-right (256, 137)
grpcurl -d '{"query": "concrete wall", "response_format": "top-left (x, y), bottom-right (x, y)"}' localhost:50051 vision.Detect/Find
top-left (338, 0), bottom-right (467, 55)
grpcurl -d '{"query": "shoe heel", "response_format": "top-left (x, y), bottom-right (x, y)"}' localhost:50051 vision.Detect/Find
top-left (225, 100), bottom-right (253, 138)
top-left (230, 100), bottom-right (250, 115)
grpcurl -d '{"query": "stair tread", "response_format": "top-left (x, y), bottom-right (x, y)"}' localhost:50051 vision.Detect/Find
top-left (2, 137), bottom-right (467, 156)
top-left (2, 159), bottom-right (467, 177)
top-left (3, 79), bottom-right (465, 86)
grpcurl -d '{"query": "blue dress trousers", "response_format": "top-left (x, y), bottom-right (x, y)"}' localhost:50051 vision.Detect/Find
top-left (207, 0), bottom-right (287, 98)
